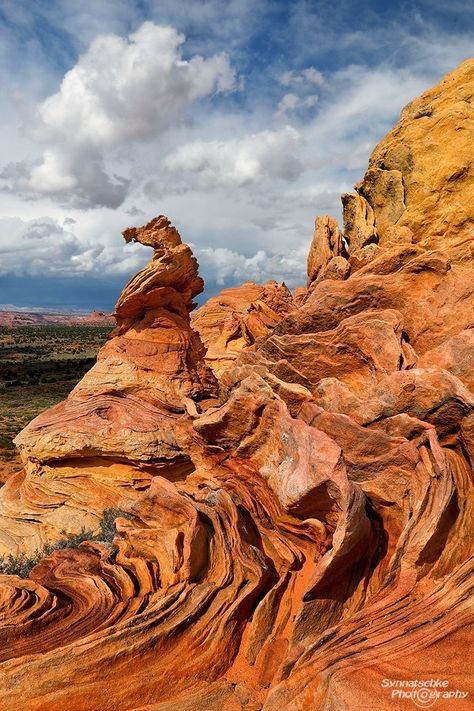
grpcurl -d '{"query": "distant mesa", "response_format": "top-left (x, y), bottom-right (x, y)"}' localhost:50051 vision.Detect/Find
top-left (0, 310), bottom-right (115, 328)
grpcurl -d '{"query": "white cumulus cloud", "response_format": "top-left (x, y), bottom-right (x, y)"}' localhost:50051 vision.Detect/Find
top-left (0, 216), bottom-right (149, 277)
top-left (3, 22), bottom-right (235, 208)
top-left (160, 126), bottom-right (303, 191)
top-left (195, 243), bottom-right (309, 288)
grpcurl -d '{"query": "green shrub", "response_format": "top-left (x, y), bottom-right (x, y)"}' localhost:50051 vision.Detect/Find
top-left (0, 434), bottom-right (14, 450)
top-left (97, 507), bottom-right (133, 543)
top-left (0, 508), bottom-right (132, 579)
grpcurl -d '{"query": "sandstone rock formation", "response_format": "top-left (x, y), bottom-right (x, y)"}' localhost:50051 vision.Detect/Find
top-left (192, 280), bottom-right (295, 375)
top-left (342, 57), bottom-right (474, 265)
top-left (0, 60), bottom-right (473, 711)
top-left (1, 216), bottom-right (217, 554)
top-left (306, 215), bottom-right (348, 287)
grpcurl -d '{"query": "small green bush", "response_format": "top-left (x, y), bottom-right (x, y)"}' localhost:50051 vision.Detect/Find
top-left (0, 434), bottom-right (14, 450)
top-left (97, 507), bottom-right (133, 543)
top-left (0, 508), bottom-right (132, 579)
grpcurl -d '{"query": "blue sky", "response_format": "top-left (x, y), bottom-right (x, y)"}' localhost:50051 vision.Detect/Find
top-left (0, 0), bottom-right (473, 311)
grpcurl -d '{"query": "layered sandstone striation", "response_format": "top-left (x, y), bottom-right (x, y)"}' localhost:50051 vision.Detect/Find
top-left (0, 61), bottom-right (473, 710)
